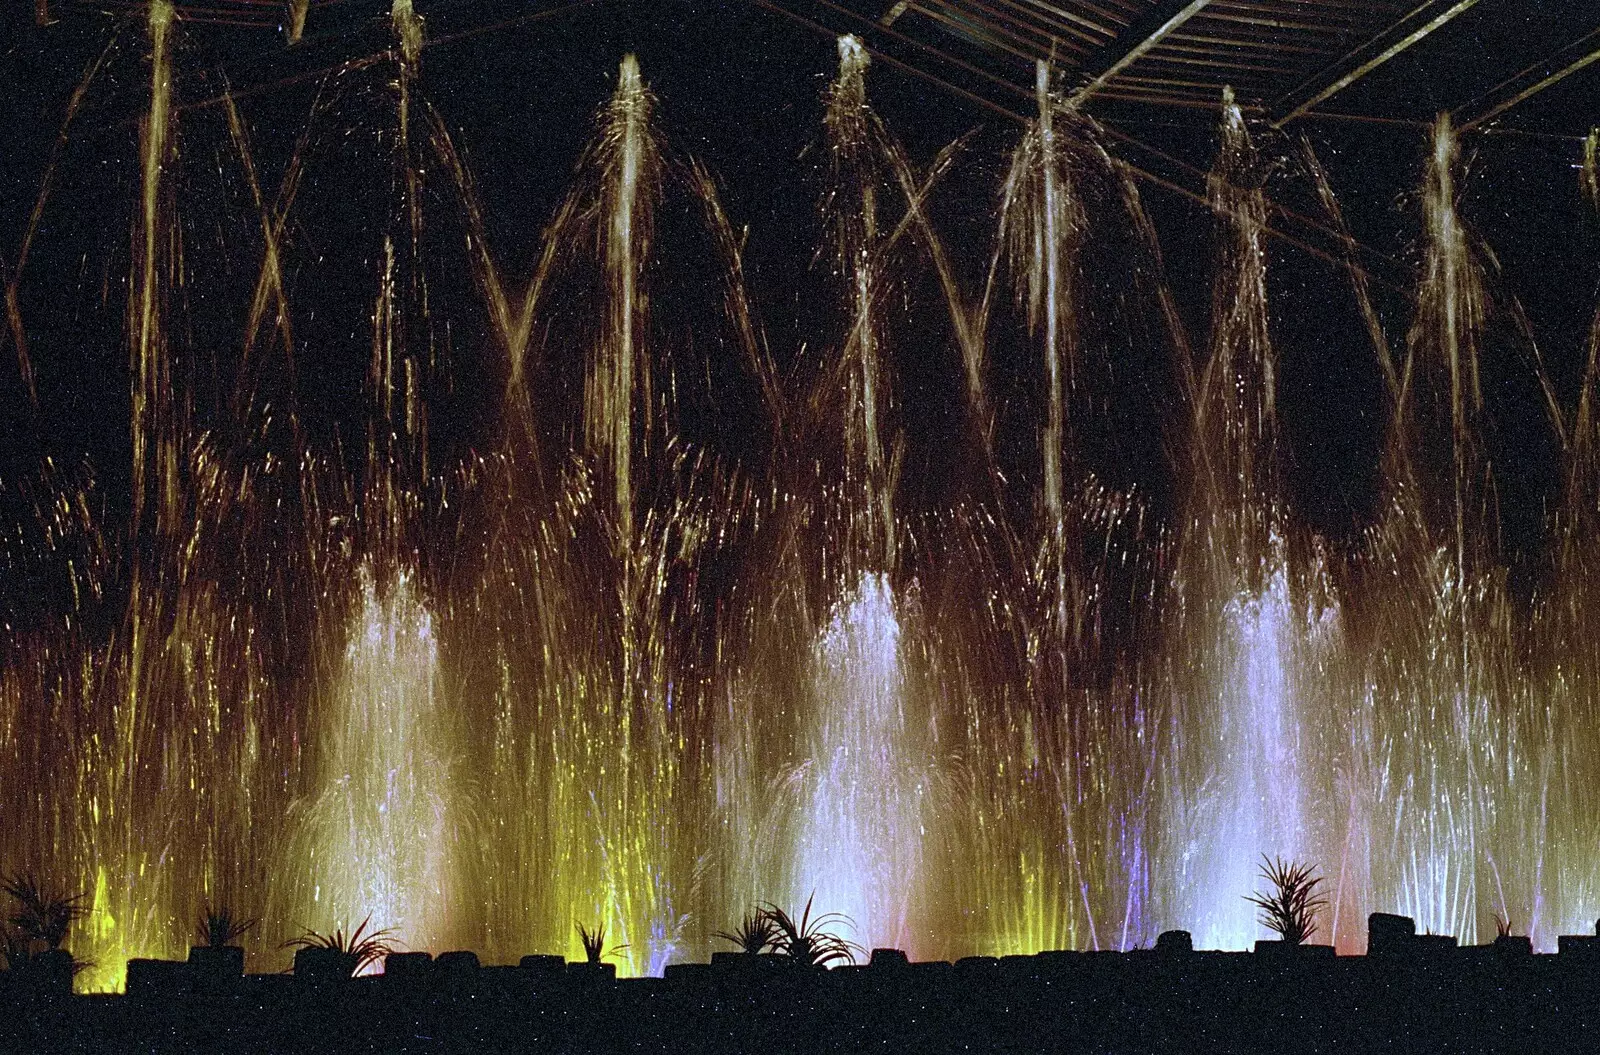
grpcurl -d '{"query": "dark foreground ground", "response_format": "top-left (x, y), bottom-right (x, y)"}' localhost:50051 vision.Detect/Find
top-left (6, 937), bottom-right (1600, 1054)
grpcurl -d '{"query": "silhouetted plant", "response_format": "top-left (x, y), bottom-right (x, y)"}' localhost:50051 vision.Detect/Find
top-left (197, 904), bottom-right (258, 948)
top-left (1494, 911), bottom-right (1513, 939)
top-left (575, 921), bottom-right (626, 965)
top-left (3, 873), bottom-right (87, 951)
top-left (283, 916), bottom-right (394, 975)
top-left (1245, 856), bottom-right (1327, 945)
top-left (715, 909), bottom-right (780, 955)
top-left (762, 895), bottom-right (859, 968)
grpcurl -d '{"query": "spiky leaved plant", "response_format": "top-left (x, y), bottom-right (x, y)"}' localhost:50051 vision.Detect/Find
top-left (3, 873), bottom-right (87, 952)
top-left (283, 916), bottom-right (395, 975)
top-left (1494, 911), bottom-right (1513, 939)
top-left (762, 895), bottom-right (859, 968)
top-left (1245, 856), bottom-right (1327, 945)
top-left (575, 921), bottom-right (628, 965)
top-left (198, 904), bottom-right (258, 948)
top-left (715, 909), bottom-right (780, 956)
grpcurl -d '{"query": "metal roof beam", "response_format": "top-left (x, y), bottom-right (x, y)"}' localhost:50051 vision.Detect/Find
top-left (1455, 24), bottom-right (1600, 131)
top-left (1270, 0), bottom-right (1483, 126)
top-left (747, 0), bottom-right (1396, 284)
top-left (1070, 0), bottom-right (1214, 104)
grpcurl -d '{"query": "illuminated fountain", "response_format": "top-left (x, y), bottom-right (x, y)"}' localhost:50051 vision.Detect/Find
top-left (1539, 127), bottom-right (1600, 942)
top-left (1353, 115), bottom-right (1557, 944)
top-left (773, 37), bottom-right (929, 957)
top-left (5, 6), bottom-right (1600, 992)
top-left (1158, 90), bottom-right (1329, 950)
